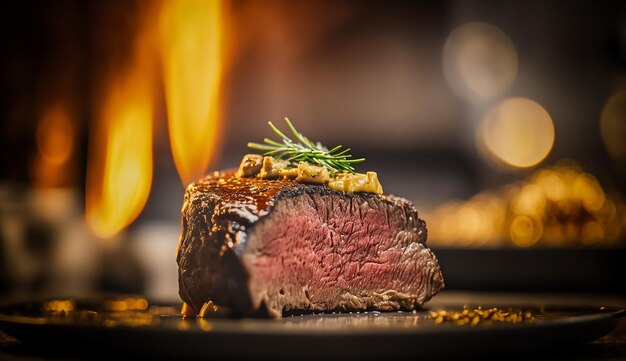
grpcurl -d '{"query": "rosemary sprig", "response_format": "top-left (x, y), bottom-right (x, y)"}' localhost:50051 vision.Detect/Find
top-left (247, 118), bottom-right (365, 174)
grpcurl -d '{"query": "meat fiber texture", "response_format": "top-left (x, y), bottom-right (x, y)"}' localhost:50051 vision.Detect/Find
top-left (177, 170), bottom-right (444, 318)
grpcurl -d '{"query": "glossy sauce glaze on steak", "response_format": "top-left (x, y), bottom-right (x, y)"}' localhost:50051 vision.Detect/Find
top-left (176, 170), bottom-right (444, 318)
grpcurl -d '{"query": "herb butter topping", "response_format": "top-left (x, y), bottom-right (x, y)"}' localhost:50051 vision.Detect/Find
top-left (240, 118), bottom-right (383, 194)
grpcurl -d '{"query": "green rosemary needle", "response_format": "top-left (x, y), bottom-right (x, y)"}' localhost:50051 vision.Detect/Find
top-left (247, 118), bottom-right (365, 174)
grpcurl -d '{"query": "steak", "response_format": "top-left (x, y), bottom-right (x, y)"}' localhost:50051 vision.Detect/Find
top-left (176, 170), bottom-right (444, 318)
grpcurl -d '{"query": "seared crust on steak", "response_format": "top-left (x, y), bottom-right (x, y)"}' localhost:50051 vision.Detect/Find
top-left (177, 170), bottom-right (444, 318)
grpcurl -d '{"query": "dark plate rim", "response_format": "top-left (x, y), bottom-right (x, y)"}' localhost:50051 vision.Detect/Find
top-left (0, 301), bottom-right (623, 337)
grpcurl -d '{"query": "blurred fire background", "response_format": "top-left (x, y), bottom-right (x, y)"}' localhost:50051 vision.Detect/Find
top-left (0, 0), bottom-right (625, 300)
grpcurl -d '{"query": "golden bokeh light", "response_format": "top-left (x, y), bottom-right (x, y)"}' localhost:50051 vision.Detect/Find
top-left (443, 22), bottom-right (518, 102)
top-left (160, 0), bottom-right (224, 186)
top-left (534, 168), bottom-right (567, 201)
top-left (36, 105), bottom-right (74, 166)
top-left (429, 193), bottom-right (507, 247)
top-left (86, 9), bottom-right (157, 240)
top-left (429, 161), bottom-right (626, 248)
top-left (599, 92), bottom-right (626, 164)
top-left (573, 173), bottom-right (605, 213)
top-left (581, 221), bottom-right (604, 245)
top-left (32, 104), bottom-right (75, 188)
top-left (509, 215), bottom-right (542, 248)
top-left (478, 97), bottom-right (555, 168)
top-left (512, 184), bottom-right (546, 217)
top-left (43, 299), bottom-right (76, 314)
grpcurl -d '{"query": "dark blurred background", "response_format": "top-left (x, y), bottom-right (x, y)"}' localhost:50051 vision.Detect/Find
top-left (0, 0), bottom-right (625, 300)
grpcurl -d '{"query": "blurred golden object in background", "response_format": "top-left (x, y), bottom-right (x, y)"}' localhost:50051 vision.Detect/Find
top-left (31, 104), bottom-right (75, 188)
top-left (477, 98), bottom-right (555, 169)
top-left (600, 91), bottom-right (626, 174)
top-left (43, 299), bottom-right (76, 315)
top-left (443, 22), bottom-right (517, 103)
top-left (429, 161), bottom-right (626, 247)
top-left (36, 106), bottom-right (74, 167)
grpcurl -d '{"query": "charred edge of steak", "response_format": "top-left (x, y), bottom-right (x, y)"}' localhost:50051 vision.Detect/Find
top-left (176, 172), bottom-right (439, 317)
top-left (176, 191), bottom-right (254, 316)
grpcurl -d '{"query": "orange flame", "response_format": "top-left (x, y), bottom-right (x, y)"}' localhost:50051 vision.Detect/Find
top-left (32, 104), bottom-right (75, 188)
top-left (160, 0), bottom-right (224, 186)
top-left (86, 15), bottom-right (157, 240)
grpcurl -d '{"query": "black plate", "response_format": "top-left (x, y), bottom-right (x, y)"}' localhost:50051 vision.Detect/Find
top-left (433, 247), bottom-right (626, 293)
top-left (0, 297), bottom-right (623, 359)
